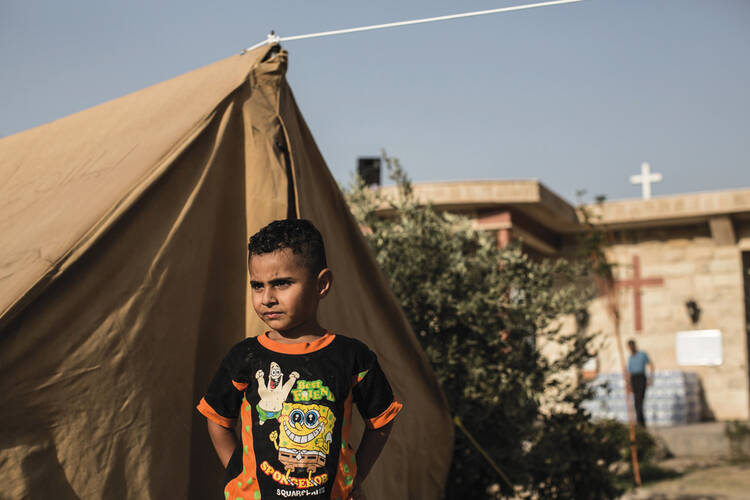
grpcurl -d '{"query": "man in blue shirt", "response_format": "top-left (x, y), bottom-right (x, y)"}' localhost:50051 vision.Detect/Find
top-left (627, 339), bottom-right (654, 426)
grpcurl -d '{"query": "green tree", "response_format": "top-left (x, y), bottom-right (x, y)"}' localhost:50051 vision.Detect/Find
top-left (344, 154), bottom-right (623, 499)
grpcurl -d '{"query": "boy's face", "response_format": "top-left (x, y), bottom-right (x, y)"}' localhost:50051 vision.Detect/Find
top-left (249, 248), bottom-right (331, 335)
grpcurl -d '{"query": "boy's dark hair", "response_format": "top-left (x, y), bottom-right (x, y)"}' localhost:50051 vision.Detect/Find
top-left (248, 219), bottom-right (327, 274)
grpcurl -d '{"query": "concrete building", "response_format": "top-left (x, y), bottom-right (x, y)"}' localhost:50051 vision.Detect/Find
top-left (377, 180), bottom-right (750, 420)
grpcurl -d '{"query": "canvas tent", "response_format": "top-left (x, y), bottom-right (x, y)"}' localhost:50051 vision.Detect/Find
top-left (0, 45), bottom-right (452, 499)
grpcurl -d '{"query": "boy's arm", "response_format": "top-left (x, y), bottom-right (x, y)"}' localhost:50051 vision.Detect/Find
top-left (350, 422), bottom-right (394, 499)
top-left (207, 419), bottom-right (238, 468)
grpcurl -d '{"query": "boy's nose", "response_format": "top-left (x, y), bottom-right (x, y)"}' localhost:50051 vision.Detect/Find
top-left (262, 289), bottom-right (277, 305)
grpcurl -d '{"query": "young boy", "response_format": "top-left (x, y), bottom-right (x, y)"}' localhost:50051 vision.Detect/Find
top-left (197, 219), bottom-right (402, 500)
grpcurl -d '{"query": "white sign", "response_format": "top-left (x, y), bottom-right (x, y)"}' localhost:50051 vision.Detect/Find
top-left (676, 330), bottom-right (722, 366)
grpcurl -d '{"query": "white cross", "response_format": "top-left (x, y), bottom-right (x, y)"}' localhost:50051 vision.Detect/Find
top-left (630, 162), bottom-right (662, 200)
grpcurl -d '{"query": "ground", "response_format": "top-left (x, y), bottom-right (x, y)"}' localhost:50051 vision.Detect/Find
top-left (619, 458), bottom-right (750, 500)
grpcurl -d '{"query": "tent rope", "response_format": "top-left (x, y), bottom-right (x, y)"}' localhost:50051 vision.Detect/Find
top-left (243, 0), bottom-right (584, 52)
top-left (454, 416), bottom-right (515, 492)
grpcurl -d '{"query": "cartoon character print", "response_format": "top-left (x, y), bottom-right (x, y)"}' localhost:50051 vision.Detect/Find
top-left (269, 402), bottom-right (336, 477)
top-left (255, 362), bottom-right (299, 425)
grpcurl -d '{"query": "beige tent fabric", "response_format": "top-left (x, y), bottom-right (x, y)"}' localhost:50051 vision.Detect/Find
top-left (0, 45), bottom-right (452, 499)
top-left (0, 52), bottom-right (257, 327)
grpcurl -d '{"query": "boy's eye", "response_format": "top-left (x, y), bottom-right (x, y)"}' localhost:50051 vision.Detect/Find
top-left (250, 282), bottom-right (263, 290)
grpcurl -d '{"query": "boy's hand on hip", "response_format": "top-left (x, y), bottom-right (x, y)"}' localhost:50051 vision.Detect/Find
top-left (347, 483), bottom-right (367, 500)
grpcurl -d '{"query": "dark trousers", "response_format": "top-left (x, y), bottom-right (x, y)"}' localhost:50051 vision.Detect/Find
top-left (630, 373), bottom-right (647, 426)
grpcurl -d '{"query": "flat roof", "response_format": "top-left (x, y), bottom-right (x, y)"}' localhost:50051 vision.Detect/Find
top-left (376, 180), bottom-right (580, 231)
top-left (375, 181), bottom-right (750, 233)
top-left (584, 188), bottom-right (750, 229)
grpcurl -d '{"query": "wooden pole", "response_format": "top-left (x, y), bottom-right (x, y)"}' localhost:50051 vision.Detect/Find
top-left (584, 207), bottom-right (642, 488)
top-left (612, 307), bottom-right (642, 487)
top-left (596, 266), bottom-right (642, 487)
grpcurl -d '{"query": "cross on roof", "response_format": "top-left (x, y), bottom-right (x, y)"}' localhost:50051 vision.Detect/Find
top-left (630, 162), bottom-right (662, 200)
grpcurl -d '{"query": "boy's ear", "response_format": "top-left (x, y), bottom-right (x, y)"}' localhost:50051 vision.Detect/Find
top-left (317, 268), bottom-right (333, 298)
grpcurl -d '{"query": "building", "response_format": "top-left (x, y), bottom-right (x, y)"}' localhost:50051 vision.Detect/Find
top-left (378, 180), bottom-right (750, 420)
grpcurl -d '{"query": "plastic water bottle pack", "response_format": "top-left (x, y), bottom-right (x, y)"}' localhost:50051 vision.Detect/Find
top-left (581, 371), bottom-right (702, 426)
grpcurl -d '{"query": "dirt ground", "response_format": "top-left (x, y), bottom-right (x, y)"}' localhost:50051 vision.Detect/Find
top-left (618, 458), bottom-right (750, 500)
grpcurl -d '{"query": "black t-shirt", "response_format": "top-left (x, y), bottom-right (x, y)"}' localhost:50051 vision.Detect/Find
top-left (197, 332), bottom-right (402, 500)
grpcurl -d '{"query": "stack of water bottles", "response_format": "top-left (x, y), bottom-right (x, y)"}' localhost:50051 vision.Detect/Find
top-left (582, 371), bottom-right (702, 426)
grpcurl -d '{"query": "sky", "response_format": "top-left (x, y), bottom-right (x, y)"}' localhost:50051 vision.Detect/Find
top-left (1, 0), bottom-right (748, 203)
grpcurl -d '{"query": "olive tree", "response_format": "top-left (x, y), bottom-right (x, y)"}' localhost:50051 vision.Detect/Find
top-left (344, 156), bottom-right (622, 499)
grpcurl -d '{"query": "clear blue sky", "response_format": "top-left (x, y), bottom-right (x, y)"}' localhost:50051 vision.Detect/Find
top-left (2, 0), bottom-right (748, 202)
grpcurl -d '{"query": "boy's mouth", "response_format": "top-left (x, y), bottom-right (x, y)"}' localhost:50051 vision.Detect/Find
top-left (263, 311), bottom-right (282, 319)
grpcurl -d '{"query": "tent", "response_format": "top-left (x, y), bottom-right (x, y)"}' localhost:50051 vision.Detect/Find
top-left (0, 44), bottom-right (453, 499)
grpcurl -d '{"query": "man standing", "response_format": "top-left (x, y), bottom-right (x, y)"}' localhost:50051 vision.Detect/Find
top-left (627, 339), bottom-right (654, 426)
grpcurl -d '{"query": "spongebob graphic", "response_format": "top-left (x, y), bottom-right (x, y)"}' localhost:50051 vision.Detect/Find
top-left (269, 402), bottom-right (336, 474)
top-left (256, 362), bottom-right (299, 425)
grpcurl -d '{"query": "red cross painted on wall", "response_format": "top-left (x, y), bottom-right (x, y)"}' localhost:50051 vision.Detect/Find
top-left (615, 255), bottom-right (664, 333)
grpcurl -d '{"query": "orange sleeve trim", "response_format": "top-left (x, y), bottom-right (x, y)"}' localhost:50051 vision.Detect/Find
top-left (366, 400), bottom-right (403, 430)
top-left (196, 397), bottom-right (236, 429)
top-left (232, 380), bottom-right (248, 391)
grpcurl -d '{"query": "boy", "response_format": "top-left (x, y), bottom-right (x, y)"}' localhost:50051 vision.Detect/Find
top-left (197, 219), bottom-right (402, 500)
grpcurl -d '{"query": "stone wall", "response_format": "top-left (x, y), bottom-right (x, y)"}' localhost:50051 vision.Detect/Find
top-left (581, 223), bottom-right (750, 420)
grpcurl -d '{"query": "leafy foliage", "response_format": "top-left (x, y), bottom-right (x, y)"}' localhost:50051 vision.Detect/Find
top-left (593, 418), bottom-right (659, 464)
top-left (344, 154), bottom-right (624, 499)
